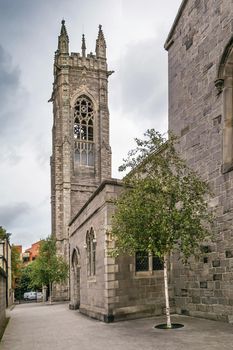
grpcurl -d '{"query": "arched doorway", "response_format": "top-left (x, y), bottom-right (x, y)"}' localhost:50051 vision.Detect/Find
top-left (69, 248), bottom-right (80, 310)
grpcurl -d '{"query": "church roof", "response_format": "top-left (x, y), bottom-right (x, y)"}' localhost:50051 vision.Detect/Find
top-left (164, 0), bottom-right (188, 50)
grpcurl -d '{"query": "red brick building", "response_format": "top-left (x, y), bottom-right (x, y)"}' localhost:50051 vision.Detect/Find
top-left (22, 241), bottom-right (41, 264)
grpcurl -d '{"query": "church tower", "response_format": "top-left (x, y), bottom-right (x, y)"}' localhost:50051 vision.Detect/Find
top-left (50, 21), bottom-right (112, 299)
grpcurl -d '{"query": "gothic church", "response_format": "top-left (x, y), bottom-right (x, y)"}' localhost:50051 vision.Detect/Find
top-left (50, 21), bottom-right (165, 321)
top-left (51, 0), bottom-right (233, 323)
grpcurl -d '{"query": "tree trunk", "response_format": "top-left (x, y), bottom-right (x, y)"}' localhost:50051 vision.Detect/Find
top-left (163, 254), bottom-right (171, 328)
top-left (49, 281), bottom-right (52, 304)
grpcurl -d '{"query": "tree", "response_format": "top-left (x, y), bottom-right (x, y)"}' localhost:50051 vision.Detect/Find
top-left (29, 237), bottom-right (68, 303)
top-left (111, 129), bottom-right (213, 328)
top-left (14, 264), bottom-right (38, 300)
top-left (0, 226), bottom-right (10, 240)
top-left (11, 245), bottom-right (22, 290)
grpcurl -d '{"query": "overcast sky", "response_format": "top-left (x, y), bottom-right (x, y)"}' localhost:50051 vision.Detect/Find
top-left (0, 0), bottom-right (182, 249)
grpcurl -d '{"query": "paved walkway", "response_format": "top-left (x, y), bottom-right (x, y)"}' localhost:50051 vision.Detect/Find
top-left (1, 303), bottom-right (233, 350)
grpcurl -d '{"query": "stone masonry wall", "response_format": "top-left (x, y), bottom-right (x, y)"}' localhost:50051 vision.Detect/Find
top-left (109, 255), bottom-right (172, 321)
top-left (69, 180), bottom-right (172, 322)
top-left (167, 0), bottom-right (233, 322)
top-left (51, 24), bottom-right (112, 300)
top-left (69, 181), bottom-right (122, 321)
top-left (0, 269), bottom-right (6, 330)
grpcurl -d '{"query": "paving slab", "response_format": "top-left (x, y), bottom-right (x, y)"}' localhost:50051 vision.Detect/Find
top-left (1, 302), bottom-right (233, 350)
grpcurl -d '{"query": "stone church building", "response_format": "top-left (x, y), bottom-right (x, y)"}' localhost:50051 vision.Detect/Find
top-left (166, 0), bottom-right (233, 322)
top-left (50, 21), bottom-right (166, 321)
top-left (50, 0), bottom-right (233, 323)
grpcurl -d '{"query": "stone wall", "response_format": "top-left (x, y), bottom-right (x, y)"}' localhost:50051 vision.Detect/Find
top-left (166, 0), bottom-right (233, 322)
top-left (51, 23), bottom-right (112, 300)
top-left (110, 255), bottom-right (173, 321)
top-left (69, 179), bottom-right (173, 322)
top-left (0, 268), bottom-right (6, 330)
top-left (69, 180), bottom-right (121, 320)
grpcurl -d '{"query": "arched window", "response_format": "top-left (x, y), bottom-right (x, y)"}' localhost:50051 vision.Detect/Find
top-left (71, 249), bottom-right (79, 268)
top-left (74, 95), bottom-right (94, 167)
top-left (215, 37), bottom-right (233, 173)
top-left (86, 228), bottom-right (96, 277)
top-left (74, 149), bottom-right (80, 164)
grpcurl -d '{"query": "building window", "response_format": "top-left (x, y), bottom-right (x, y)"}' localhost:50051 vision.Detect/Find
top-left (135, 251), bottom-right (163, 272)
top-left (86, 228), bottom-right (96, 277)
top-left (74, 142), bottom-right (94, 167)
top-left (215, 37), bottom-right (233, 173)
top-left (152, 255), bottom-right (164, 270)
top-left (74, 95), bottom-right (94, 167)
top-left (135, 251), bottom-right (149, 271)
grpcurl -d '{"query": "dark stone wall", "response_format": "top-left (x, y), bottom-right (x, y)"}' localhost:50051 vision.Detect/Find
top-left (0, 268), bottom-right (6, 330)
top-left (167, 0), bottom-right (233, 322)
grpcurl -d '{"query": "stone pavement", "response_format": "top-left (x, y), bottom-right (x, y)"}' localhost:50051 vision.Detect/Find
top-left (1, 302), bottom-right (233, 350)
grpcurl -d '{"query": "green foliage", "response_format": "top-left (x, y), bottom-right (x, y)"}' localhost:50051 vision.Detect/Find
top-left (29, 237), bottom-right (68, 289)
top-left (14, 264), bottom-right (37, 300)
top-left (0, 226), bottom-right (10, 240)
top-left (11, 245), bottom-right (22, 288)
top-left (111, 129), bottom-right (213, 261)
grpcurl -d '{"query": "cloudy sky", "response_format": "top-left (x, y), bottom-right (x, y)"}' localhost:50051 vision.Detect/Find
top-left (0, 0), bottom-right (181, 249)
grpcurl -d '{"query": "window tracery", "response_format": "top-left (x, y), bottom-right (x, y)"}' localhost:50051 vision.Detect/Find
top-left (74, 95), bottom-right (94, 167)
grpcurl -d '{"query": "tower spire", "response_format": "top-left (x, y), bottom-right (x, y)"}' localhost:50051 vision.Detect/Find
top-left (60, 19), bottom-right (67, 35)
top-left (57, 19), bottom-right (69, 54)
top-left (82, 34), bottom-right (86, 57)
top-left (95, 24), bottom-right (106, 59)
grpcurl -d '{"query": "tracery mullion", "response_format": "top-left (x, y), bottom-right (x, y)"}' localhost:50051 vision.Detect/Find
top-left (74, 95), bottom-right (94, 166)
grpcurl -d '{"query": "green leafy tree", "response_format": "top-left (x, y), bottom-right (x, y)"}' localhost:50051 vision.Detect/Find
top-left (111, 129), bottom-right (213, 328)
top-left (0, 226), bottom-right (10, 240)
top-left (11, 245), bottom-right (22, 290)
top-left (14, 264), bottom-right (37, 300)
top-left (29, 237), bottom-right (68, 303)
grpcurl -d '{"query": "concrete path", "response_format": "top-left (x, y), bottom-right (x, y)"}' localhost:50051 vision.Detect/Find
top-left (1, 303), bottom-right (233, 350)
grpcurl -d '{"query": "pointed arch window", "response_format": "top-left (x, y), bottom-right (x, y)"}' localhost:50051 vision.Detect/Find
top-left (86, 228), bottom-right (96, 277)
top-left (215, 37), bottom-right (233, 173)
top-left (74, 95), bottom-right (94, 167)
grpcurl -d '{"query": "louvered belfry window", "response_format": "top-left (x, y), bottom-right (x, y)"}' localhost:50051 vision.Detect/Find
top-left (74, 95), bottom-right (94, 166)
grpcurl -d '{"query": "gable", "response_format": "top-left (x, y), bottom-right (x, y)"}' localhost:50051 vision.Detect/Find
top-left (164, 0), bottom-right (188, 50)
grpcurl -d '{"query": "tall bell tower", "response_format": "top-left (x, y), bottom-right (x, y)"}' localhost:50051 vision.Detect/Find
top-left (50, 20), bottom-right (112, 299)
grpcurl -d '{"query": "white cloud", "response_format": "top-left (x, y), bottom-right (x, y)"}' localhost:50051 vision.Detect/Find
top-left (0, 0), bottom-right (182, 249)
